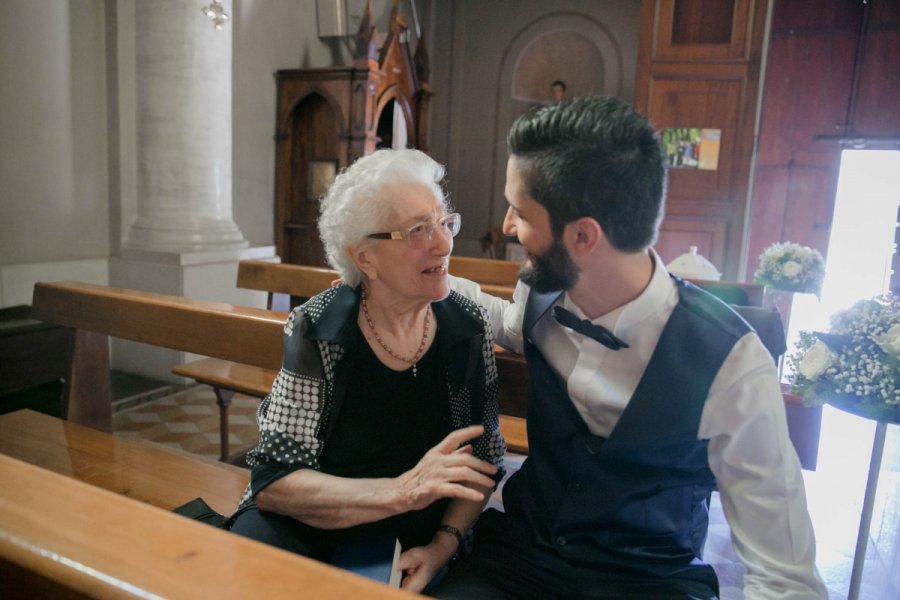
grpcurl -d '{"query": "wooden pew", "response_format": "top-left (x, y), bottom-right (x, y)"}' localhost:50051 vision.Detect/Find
top-left (0, 409), bottom-right (247, 514)
top-left (31, 279), bottom-right (803, 468)
top-left (449, 256), bottom-right (520, 287)
top-left (25, 280), bottom-right (525, 460)
top-left (237, 260), bottom-right (517, 309)
top-left (0, 429), bottom-right (413, 599)
top-left (237, 261), bottom-right (341, 310)
top-left (30, 281), bottom-right (286, 433)
top-left (0, 305), bottom-right (70, 398)
top-left (173, 356), bottom-right (531, 456)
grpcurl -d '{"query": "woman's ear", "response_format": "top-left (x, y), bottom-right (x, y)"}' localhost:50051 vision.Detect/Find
top-left (348, 245), bottom-right (378, 281)
top-left (563, 217), bottom-right (603, 258)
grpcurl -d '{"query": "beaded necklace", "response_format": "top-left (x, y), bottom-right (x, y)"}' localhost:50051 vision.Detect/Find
top-left (361, 287), bottom-right (431, 377)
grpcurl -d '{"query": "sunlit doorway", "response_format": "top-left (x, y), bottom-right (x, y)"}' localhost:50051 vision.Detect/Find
top-left (797, 148), bottom-right (900, 600)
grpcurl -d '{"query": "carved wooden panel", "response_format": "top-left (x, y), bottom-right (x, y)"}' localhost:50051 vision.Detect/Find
top-left (273, 5), bottom-right (431, 266)
top-left (649, 78), bottom-right (743, 203)
top-left (636, 0), bottom-right (768, 280)
top-left (655, 0), bottom-right (753, 61)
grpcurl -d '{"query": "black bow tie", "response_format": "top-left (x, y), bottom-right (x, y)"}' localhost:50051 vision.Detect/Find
top-left (552, 306), bottom-right (629, 350)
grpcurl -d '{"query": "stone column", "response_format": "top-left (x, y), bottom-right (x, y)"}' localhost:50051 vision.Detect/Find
top-left (124, 0), bottom-right (247, 251)
top-left (111, 1), bottom-right (276, 384)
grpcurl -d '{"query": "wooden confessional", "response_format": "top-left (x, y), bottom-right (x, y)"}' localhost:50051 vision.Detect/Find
top-left (273, 1), bottom-right (433, 266)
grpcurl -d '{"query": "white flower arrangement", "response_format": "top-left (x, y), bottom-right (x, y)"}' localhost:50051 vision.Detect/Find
top-left (753, 242), bottom-right (826, 295)
top-left (789, 293), bottom-right (900, 423)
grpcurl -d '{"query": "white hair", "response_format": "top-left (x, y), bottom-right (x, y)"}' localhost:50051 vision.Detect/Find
top-left (318, 149), bottom-right (449, 287)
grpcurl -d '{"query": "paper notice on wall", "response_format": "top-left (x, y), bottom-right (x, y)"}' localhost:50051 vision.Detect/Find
top-left (662, 128), bottom-right (721, 171)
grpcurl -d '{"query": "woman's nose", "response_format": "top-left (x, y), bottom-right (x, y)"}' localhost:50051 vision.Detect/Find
top-left (430, 226), bottom-right (453, 255)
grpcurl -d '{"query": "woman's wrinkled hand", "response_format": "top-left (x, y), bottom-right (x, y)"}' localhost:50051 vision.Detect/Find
top-left (396, 425), bottom-right (497, 511)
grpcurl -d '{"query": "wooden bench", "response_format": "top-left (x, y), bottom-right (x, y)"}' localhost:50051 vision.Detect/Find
top-left (188, 260), bottom-right (802, 464)
top-left (0, 408), bottom-right (248, 514)
top-left (173, 356), bottom-right (530, 457)
top-left (191, 261), bottom-right (524, 459)
top-left (0, 411), bottom-right (413, 599)
top-left (30, 281), bottom-right (286, 433)
top-left (449, 256), bottom-right (520, 287)
top-left (0, 305), bottom-right (70, 398)
top-left (237, 259), bottom-right (517, 311)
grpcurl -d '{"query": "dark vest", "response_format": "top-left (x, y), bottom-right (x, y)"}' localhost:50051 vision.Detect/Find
top-left (502, 278), bottom-right (751, 586)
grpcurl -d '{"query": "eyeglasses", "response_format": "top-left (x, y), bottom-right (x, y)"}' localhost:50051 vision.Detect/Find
top-left (367, 213), bottom-right (461, 248)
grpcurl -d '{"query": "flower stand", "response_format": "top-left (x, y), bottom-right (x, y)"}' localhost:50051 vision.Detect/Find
top-left (830, 398), bottom-right (900, 600)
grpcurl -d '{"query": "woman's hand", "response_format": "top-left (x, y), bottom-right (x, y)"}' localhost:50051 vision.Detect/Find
top-left (396, 425), bottom-right (497, 511)
top-left (397, 534), bottom-right (458, 593)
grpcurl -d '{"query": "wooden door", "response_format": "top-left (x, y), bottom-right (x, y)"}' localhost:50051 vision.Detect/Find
top-left (635, 0), bottom-right (769, 280)
top-left (277, 94), bottom-right (341, 267)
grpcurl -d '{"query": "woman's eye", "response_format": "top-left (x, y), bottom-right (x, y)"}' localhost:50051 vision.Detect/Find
top-left (408, 224), bottom-right (427, 239)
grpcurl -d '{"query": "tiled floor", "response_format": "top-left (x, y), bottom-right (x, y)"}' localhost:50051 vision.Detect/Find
top-left (111, 386), bottom-right (900, 599)
top-left (112, 384), bottom-right (259, 462)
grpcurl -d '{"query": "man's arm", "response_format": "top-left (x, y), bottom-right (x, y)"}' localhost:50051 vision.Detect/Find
top-left (449, 275), bottom-right (526, 353)
top-left (701, 334), bottom-right (827, 599)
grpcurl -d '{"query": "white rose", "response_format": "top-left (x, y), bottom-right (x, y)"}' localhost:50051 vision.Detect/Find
top-left (781, 260), bottom-right (802, 278)
top-left (874, 323), bottom-right (900, 357)
top-left (798, 341), bottom-right (836, 380)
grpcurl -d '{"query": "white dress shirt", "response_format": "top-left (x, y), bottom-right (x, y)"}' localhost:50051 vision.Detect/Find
top-left (451, 252), bottom-right (827, 599)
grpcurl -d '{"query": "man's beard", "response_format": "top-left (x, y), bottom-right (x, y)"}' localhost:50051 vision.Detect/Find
top-left (519, 237), bottom-right (580, 292)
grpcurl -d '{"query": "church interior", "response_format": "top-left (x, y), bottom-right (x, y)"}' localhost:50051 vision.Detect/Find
top-left (1, 1), bottom-right (899, 598)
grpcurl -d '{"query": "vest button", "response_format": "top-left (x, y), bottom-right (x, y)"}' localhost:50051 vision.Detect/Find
top-left (556, 536), bottom-right (566, 546)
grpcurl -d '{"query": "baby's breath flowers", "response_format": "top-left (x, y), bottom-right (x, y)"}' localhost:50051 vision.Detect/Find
top-left (789, 294), bottom-right (900, 422)
top-left (754, 242), bottom-right (826, 295)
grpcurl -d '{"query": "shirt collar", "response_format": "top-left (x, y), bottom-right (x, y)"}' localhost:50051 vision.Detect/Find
top-left (561, 249), bottom-right (676, 332)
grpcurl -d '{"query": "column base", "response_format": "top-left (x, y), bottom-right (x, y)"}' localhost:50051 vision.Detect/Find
top-left (123, 217), bottom-right (250, 253)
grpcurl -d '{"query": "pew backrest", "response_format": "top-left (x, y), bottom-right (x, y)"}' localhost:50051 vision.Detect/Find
top-left (448, 256), bottom-right (519, 287)
top-left (238, 259), bottom-right (516, 306)
top-left (31, 281), bottom-right (286, 370)
top-left (30, 281), bottom-right (287, 431)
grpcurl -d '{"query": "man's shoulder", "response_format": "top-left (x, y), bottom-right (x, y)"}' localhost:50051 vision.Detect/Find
top-left (676, 281), bottom-right (752, 342)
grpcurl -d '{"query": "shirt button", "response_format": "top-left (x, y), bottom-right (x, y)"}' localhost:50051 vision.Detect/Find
top-left (556, 536), bottom-right (567, 546)
top-left (572, 482), bottom-right (583, 491)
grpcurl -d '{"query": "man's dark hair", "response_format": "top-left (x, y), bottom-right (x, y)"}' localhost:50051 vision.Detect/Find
top-left (551, 80), bottom-right (566, 90)
top-left (507, 95), bottom-right (666, 252)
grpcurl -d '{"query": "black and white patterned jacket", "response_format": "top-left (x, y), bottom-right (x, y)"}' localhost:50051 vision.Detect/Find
top-left (237, 284), bottom-right (506, 508)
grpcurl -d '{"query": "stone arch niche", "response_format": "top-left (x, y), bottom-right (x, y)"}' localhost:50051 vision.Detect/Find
top-left (490, 13), bottom-right (627, 227)
top-left (273, 1), bottom-right (432, 266)
top-left (512, 31), bottom-right (606, 104)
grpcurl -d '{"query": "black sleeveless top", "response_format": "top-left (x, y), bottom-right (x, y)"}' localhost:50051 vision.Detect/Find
top-left (316, 322), bottom-right (452, 548)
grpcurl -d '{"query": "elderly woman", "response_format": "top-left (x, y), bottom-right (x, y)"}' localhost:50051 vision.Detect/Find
top-left (229, 148), bottom-right (506, 592)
